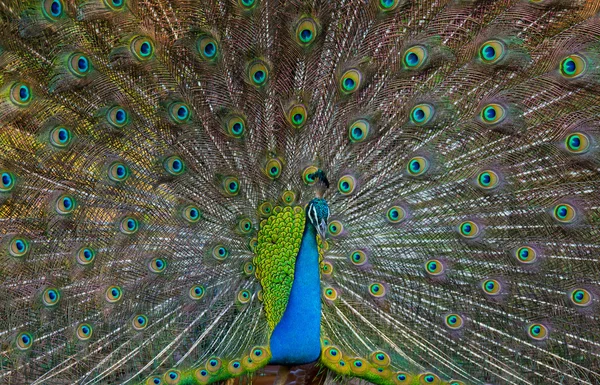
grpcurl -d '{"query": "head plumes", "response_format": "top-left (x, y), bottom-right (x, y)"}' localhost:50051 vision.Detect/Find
top-left (308, 169), bottom-right (329, 198)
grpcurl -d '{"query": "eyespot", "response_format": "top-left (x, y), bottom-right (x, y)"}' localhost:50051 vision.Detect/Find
top-left (68, 53), bottom-right (92, 77)
top-left (206, 357), bottom-right (222, 373)
top-left (480, 103), bottom-right (505, 125)
top-left (419, 373), bottom-right (441, 385)
top-left (75, 323), bottom-right (93, 341)
top-left (368, 283), bottom-right (386, 298)
top-left (120, 216), bottom-right (139, 234)
top-left (479, 40), bottom-right (505, 64)
top-left (337, 175), bottom-right (356, 195)
top-left (10, 82), bottom-right (32, 107)
top-left (243, 261), bottom-right (255, 276)
top-left (76, 246), bottom-right (96, 265)
top-left (197, 36), bottom-right (219, 61)
top-left (42, 287), bottom-right (60, 307)
top-left (339, 69), bottom-right (362, 94)
top-left (482, 279), bottom-right (501, 296)
top-left (103, 0), bottom-right (126, 11)
top-left (189, 285), bottom-right (205, 300)
top-left (146, 377), bottom-right (162, 385)
top-left (0, 171), bottom-right (16, 192)
top-left (350, 358), bottom-right (368, 374)
top-left (328, 220), bottom-right (343, 237)
top-left (250, 346), bottom-right (269, 363)
top-left (323, 346), bottom-right (342, 362)
top-left (395, 372), bottom-right (412, 384)
top-left (565, 132), bottom-right (590, 154)
top-left (107, 106), bottom-right (129, 128)
top-left (42, 0), bottom-right (64, 21)
top-left (248, 61), bottom-right (269, 87)
top-left (148, 257), bottom-right (167, 273)
top-left (287, 104), bottom-right (307, 128)
top-left (476, 170), bottom-right (499, 190)
top-left (55, 194), bottom-right (76, 215)
top-left (105, 285), bottom-right (123, 303)
top-left (321, 261), bottom-right (333, 275)
top-left (515, 246), bottom-right (537, 264)
top-left (222, 176), bottom-right (240, 196)
top-left (570, 288), bottom-right (592, 307)
top-left (528, 323), bottom-right (548, 341)
top-left (212, 245), bottom-right (229, 261)
top-left (425, 259), bottom-right (444, 276)
top-left (163, 155), bottom-right (185, 176)
top-left (386, 206), bottom-right (406, 223)
top-left (379, 0), bottom-right (399, 11)
top-left (132, 315), bottom-right (148, 330)
top-left (16, 332), bottom-right (33, 350)
top-left (407, 156), bottom-right (429, 176)
top-left (369, 351), bottom-right (390, 367)
top-left (9, 237), bottom-right (30, 258)
top-left (130, 36), bottom-right (155, 61)
top-left (108, 162), bottom-right (130, 183)
top-left (296, 18), bottom-right (317, 46)
top-left (281, 190), bottom-right (296, 205)
top-left (238, 0), bottom-right (257, 10)
top-left (458, 221), bottom-right (479, 238)
top-left (49, 126), bottom-right (73, 148)
top-left (553, 203), bottom-right (576, 223)
top-left (195, 368), bottom-right (209, 384)
top-left (448, 381), bottom-right (465, 385)
top-left (163, 370), bottom-right (180, 385)
top-left (348, 119), bottom-right (370, 143)
top-left (560, 54), bottom-right (586, 79)
top-left (182, 204), bottom-right (201, 223)
top-left (226, 115), bottom-right (246, 138)
top-left (258, 201), bottom-right (272, 217)
top-left (168, 102), bottom-right (191, 124)
top-left (444, 314), bottom-right (464, 330)
top-left (236, 218), bottom-right (253, 235)
top-left (227, 360), bottom-right (244, 375)
top-left (237, 289), bottom-right (251, 303)
top-left (403, 46), bottom-right (427, 69)
top-left (410, 104), bottom-right (434, 126)
top-left (323, 287), bottom-right (338, 300)
top-left (249, 237), bottom-right (258, 252)
top-left (349, 250), bottom-right (367, 266)
top-left (265, 158), bottom-right (283, 179)
top-left (302, 166), bottom-right (318, 185)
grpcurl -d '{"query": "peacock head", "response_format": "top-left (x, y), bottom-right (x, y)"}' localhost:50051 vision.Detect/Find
top-left (306, 169), bottom-right (330, 239)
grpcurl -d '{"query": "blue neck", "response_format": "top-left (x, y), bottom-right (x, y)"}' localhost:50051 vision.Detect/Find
top-left (269, 222), bottom-right (322, 365)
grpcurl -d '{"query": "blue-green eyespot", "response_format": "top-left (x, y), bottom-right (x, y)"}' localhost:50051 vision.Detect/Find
top-left (339, 69), bottom-right (362, 94)
top-left (482, 279), bottom-right (501, 295)
top-left (130, 36), bottom-right (155, 61)
top-left (565, 132), bottom-right (590, 154)
top-left (296, 18), bottom-right (318, 46)
top-left (76, 323), bottom-right (93, 341)
top-left (68, 53), bottom-right (92, 77)
top-left (403, 46), bottom-right (427, 69)
top-left (410, 104), bottom-right (434, 126)
top-left (197, 36), bottom-right (219, 61)
top-left (479, 40), bottom-right (505, 64)
top-left (49, 126), bottom-right (73, 148)
top-left (553, 203), bottom-right (576, 223)
top-left (1, 171), bottom-right (16, 192)
top-left (164, 155), bottom-right (185, 176)
top-left (560, 54), bottom-right (586, 79)
top-left (407, 156), bottom-right (429, 176)
top-left (10, 82), bottom-right (32, 107)
top-left (527, 323), bottom-right (548, 341)
top-left (42, 287), bottom-right (61, 307)
top-left (480, 103), bottom-right (505, 125)
top-left (570, 288), bottom-right (592, 307)
top-left (16, 332), bottom-right (34, 350)
top-left (42, 0), bottom-right (64, 21)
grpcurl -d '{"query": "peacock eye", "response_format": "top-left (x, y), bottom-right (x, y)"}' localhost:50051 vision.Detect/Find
top-left (0, 171), bottom-right (16, 192)
top-left (226, 115), bottom-right (246, 138)
top-left (248, 61), bottom-right (269, 86)
top-left (515, 246), bottom-right (537, 264)
top-left (369, 351), bottom-right (390, 366)
top-left (76, 323), bottom-right (94, 341)
top-left (55, 194), bottom-right (76, 215)
top-left (104, 0), bottom-right (126, 11)
top-left (348, 119), bottom-right (370, 143)
top-left (482, 279), bottom-right (501, 295)
top-left (237, 289), bottom-right (251, 303)
top-left (479, 40), bottom-right (505, 64)
top-left (43, 0), bottom-right (64, 21)
top-left (168, 102), bottom-right (191, 124)
top-left (10, 82), bottom-right (32, 107)
top-left (16, 332), bottom-right (34, 350)
top-left (287, 104), bottom-right (308, 128)
top-left (163, 370), bottom-right (180, 385)
top-left (386, 206), bottom-right (406, 223)
top-left (476, 170), bottom-right (499, 189)
top-left (349, 250), bottom-right (367, 266)
top-left (552, 203), bottom-right (576, 223)
top-left (105, 285), bottom-right (123, 303)
top-left (238, 0), bottom-right (257, 10)
top-left (302, 166), bottom-right (318, 185)
top-left (369, 283), bottom-right (386, 298)
top-left (527, 323), bottom-right (548, 340)
top-left (396, 372), bottom-right (411, 383)
top-left (570, 288), bottom-right (592, 307)
top-left (238, 217), bottom-right (253, 234)
top-left (222, 176), bottom-right (240, 196)
top-left (108, 162), bottom-right (130, 182)
top-left (163, 155), bottom-right (185, 176)
top-left (444, 314), bottom-right (464, 330)
top-left (378, 0), bottom-right (399, 11)
top-left (296, 18), bottom-right (318, 46)
top-left (189, 285), bottom-right (205, 300)
top-left (425, 259), bottom-right (444, 276)
top-left (76, 247), bottom-right (96, 265)
top-left (560, 54), bottom-right (586, 79)
top-left (197, 36), bottom-right (219, 61)
top-left (120, 216), bottom-right (139, 234)
top-left (132, 315), bottom-right (149, 330)
top-left (564, 132), bottom-right (590, 154)
top-left (407, 156), bottom-right (429, 176)
top-left (419, 373), bottom-right (440, 384)
top-left (328, 220), bottom-right (343, 236)
top-left (458, 220), bottom-right (479, 238)
top-left (339, 69), bottom-right (362, 94)
top-left (9, 237), bottom-right (30, 258)
top-left (258, 201), bottom-right (272, 217)
top-left (130, 36), bottom-right (155, 61)
top-left (50, 126), bottom-right (73, 148)
top-left (148, 257), bottom-right (167, 273)
top-left (403, 45), bottom-right (427, 69)
top-left (265, 158), bottom-right (283, 179)
top-left (243, 261), bottom-right (255, 275)
top-left (68, 53), bottom-right (92, 77)
top-left (107, 106), bottom-right (130, 128)
top-left (323, 287), bottom-right (338, 300)
top-left (42, 287), bottom-right (61, 307)
top-left (410, 104), bottom-right (434, 126)
top-left (480, 103), bottom-right (505, 125)
top-left (281, 190), bottom-right (296, 205)
top-left (212, 245), bottom-right (229, 261)
top-left (228, 360), bottom-right (243, 374)
top-left (337, 175), bottom-right (356, 195)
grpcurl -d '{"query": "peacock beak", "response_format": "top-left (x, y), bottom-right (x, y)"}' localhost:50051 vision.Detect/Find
top-left (317, 219), bottom-right (328, 241)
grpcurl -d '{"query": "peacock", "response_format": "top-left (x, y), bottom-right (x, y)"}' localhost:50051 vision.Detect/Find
top-left (1, 0), bottom-right (600, 384)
